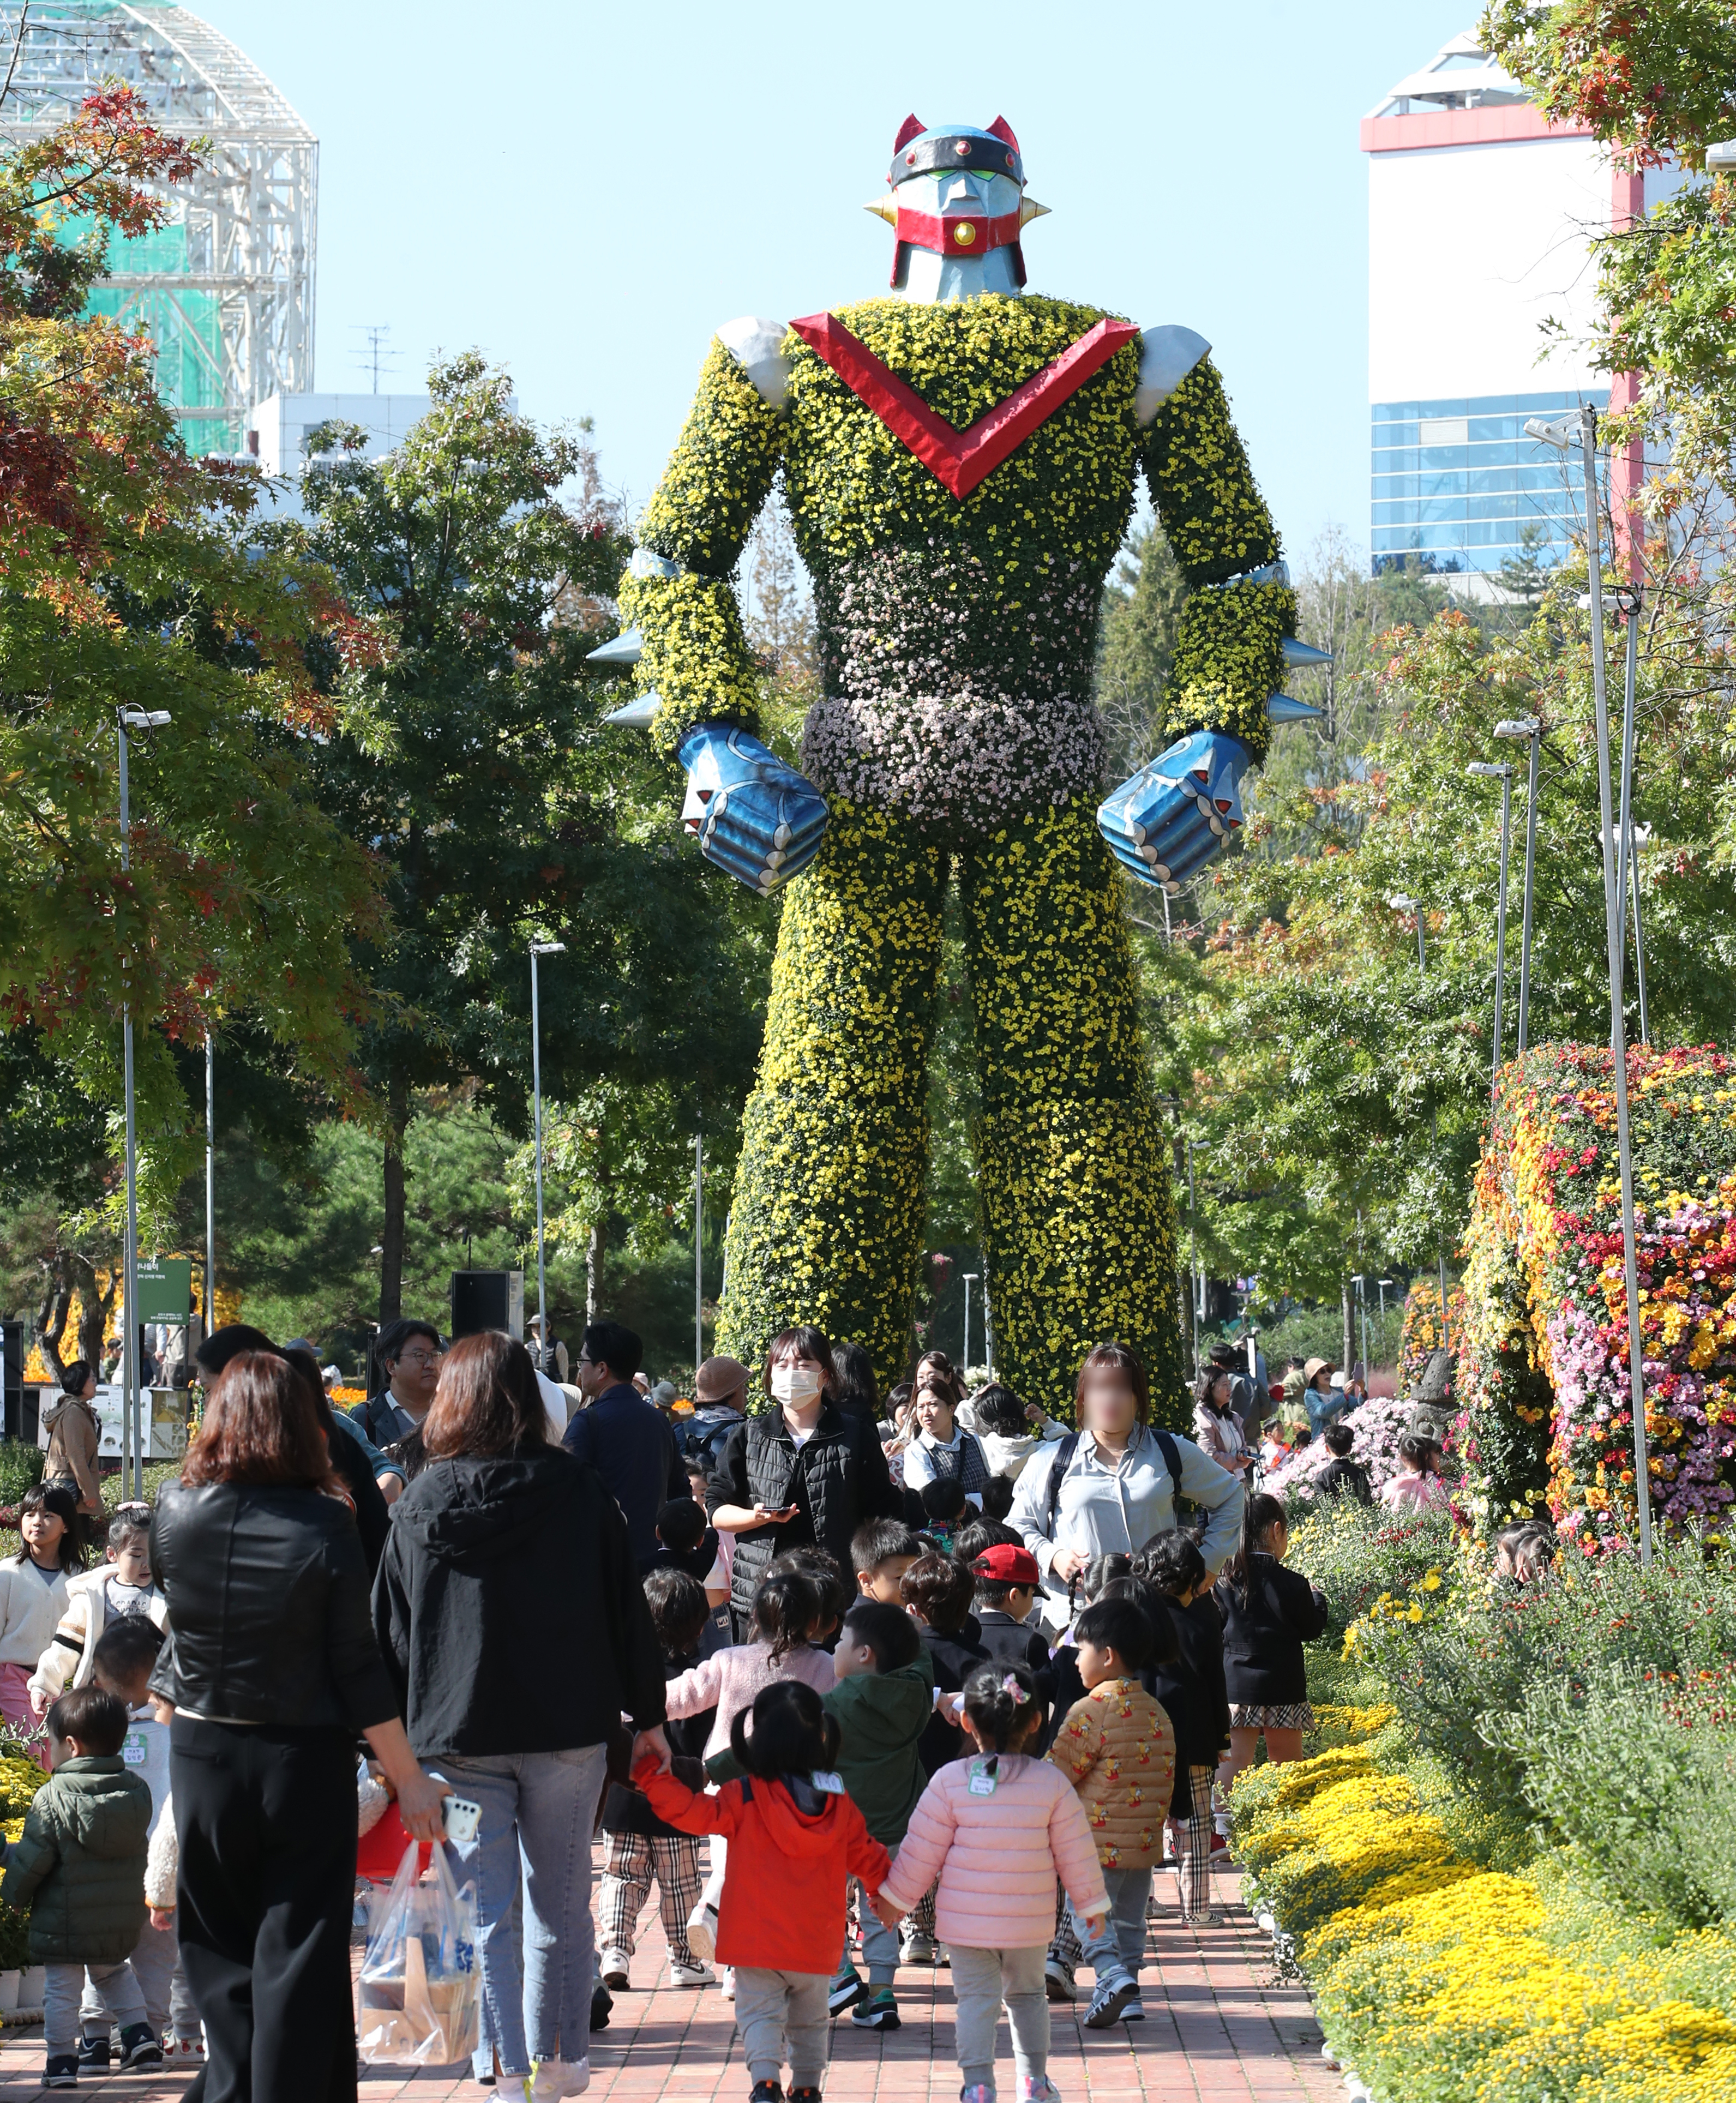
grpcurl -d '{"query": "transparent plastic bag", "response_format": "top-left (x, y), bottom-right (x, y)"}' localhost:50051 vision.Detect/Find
top-left (357, 1840), bottom-right (480, 2065)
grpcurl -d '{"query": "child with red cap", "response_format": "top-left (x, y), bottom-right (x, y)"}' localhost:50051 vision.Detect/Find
top-left (968, 1543), bottom-right (1053, 1689)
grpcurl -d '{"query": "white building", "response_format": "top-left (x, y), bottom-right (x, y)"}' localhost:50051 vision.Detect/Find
top-left (245, 393), bottom-right (436, 476)
top-left (1363, 31), bottom-right (1684, 576)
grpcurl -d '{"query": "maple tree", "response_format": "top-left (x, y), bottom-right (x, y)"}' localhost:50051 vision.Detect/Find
top-left (0, 81), bottom-right (379, 1335)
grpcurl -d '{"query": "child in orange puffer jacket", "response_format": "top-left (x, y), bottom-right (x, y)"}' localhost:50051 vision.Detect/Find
top-left (634, 1679), bottom-right (888, 2103)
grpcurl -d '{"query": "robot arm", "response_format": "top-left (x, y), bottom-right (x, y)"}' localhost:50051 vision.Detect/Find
top-left (597, 321), bottom-right (829, 893)
top-left (1097, 333), bottom-right (1315, 893)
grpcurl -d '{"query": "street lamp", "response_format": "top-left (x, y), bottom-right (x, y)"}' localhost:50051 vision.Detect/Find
top-left (1493, 719), bottom-right (1542, 1056)
top-left (1389, 895), bottom-right (1453, 1363)
top-left (1527, 406), bottom-right (1652, 1560)
top-left (117, 706), bottom-right (170, 1499)
top-left (962, 1273), bottom-right (979, 1373)
top-left (529, 940), bottom-right (566, 1374)
top-left (204, 1028), bottom-right (215, 1344)
top-left (1467, 761), bottom-right (1514, 1097)
top-left (1612, 584), bottom-right (1649, 1046)
top-left (1378, 1277), bottom-right (1393, 1349)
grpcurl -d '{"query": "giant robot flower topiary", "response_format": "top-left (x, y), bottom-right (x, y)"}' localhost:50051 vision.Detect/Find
top-left (592, 116), bottom-right (1322, 1410)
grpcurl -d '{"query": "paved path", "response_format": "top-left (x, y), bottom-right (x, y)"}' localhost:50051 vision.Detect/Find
top-left (0, 1861), bottom-right (1335, 2101)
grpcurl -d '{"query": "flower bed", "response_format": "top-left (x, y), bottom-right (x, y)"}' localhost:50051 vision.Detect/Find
top-left (1459, 1043), bottom-right (1736, 1547)
top-left (1265, 1391), bottom-right (1457, 1504)
top-left (1235, 1502), bottom-right (1736, 2101)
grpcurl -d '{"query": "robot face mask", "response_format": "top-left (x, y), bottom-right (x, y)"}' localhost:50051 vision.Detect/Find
top-left (867, 115), bottom-right (1048, 297)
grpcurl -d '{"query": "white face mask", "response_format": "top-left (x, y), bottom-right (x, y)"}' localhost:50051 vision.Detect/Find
top-left (772, 1365), bottom-right (823, 1407)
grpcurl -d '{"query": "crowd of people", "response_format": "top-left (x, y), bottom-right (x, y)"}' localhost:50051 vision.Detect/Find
top-left (0, 1311), bottom-right (1483, 2103)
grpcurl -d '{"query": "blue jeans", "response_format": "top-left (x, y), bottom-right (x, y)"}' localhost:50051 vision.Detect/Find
top-left (433, 1744), bottom-right (608, 2080)
top-left (1069, 1865), bottom-right (1151, 1993)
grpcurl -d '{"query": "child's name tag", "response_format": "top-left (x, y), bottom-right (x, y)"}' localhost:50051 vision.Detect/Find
top-left (811, 1771), bottom-right (845, 1794)
top-left (967, 1758), bottom-right (998, 1798)
top-left (122, 1731), bottom-right (148, 1769)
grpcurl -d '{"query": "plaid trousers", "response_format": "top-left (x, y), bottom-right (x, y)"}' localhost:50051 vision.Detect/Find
top-left (1171, 1764), bottom-right (1216, 1917)
top-left (598, 1829), bottom-right (706, 1966)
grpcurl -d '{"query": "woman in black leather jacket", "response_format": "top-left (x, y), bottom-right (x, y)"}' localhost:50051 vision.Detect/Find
top-left (151, 1351), bottom-right (445, 2103)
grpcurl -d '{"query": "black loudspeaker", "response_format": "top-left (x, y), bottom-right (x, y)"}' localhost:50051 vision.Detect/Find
top-left (449, 1271), bottom-right (524, 1342)
top-left (0, 1321), bottom-right (24, 1443)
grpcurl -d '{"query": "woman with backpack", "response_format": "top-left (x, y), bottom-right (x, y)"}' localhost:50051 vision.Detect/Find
top-left (1007, 1344), bottom-right (1244, 1633)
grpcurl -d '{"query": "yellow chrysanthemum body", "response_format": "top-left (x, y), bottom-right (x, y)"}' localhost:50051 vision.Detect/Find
top-left (633, 290), bottom-right (1283, 1407)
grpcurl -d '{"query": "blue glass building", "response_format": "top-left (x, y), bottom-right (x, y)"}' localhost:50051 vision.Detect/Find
top-left (1369, 389), bottom-right (1606, 575)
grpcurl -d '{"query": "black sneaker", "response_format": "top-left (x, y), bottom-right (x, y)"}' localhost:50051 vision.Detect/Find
top-left (789, 2088), bottom-right (823, 2103)
top-left (851, 1988), bottom-right (900, 2031)
top-left (828, 1963), bottom-right (866, 2015)
top-left (44, 2056), bottom-right (79, 2090)
top-left (749, 2083), bottom-right (783, 2103)
top-left (119, 2022), bottom-right (164, 2069)
top-left (76, 2033), bottom-right (110, 2072)
top-left (590, 1979), bottom-right (612, 2033)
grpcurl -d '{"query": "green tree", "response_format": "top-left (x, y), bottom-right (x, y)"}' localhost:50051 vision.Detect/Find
top-left (1094, 520), bottom-right (1186, 785)
top-left (276, 357), bottom-right (774, 1323)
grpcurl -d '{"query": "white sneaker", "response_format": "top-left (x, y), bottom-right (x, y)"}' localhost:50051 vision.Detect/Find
top-left (529, 2058), bottom-right (590, 2100)
top-left (669, 1961), bottom-right (715, 1987)
top-left (686, 1900), bottom-right (718, 1965)
top-left (899, 1930), bottom-right (936, 1965)
top-left (164, 2036), bottom-right (206, 2063)
top-left (599, 1947), bottom-right (630, 1990)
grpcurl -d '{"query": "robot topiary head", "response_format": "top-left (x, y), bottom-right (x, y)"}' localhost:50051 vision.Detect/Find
top-left (867, 114), bottom-right (1049, 297)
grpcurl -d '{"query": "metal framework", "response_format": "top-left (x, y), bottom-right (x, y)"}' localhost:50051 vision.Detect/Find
top-left (0, 1), bottom-right (315, 449)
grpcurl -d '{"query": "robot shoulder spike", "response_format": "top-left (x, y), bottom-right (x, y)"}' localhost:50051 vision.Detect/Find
top-left (715, 316), bottom-right (794, 413)
top-left (1135, 325), bottom-right (1212, 425)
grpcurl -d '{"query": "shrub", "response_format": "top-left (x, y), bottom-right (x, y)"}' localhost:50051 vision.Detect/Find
top-left (0, 1441), bottom-right (43, 1510)
top-left (1489, 1661), bottom-right (1736, 1928)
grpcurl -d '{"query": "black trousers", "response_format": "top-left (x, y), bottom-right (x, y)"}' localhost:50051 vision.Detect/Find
top-left (172, 1717), bottom-right (359, 2103)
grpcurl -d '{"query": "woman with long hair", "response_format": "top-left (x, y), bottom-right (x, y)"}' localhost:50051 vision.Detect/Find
top-left (373, 1331), bottom-right (668, 2100)
top-left (1007, 1342), bottom-right (1245, 1630)
top-left (1212, 1491), bottom-right (1328, 1790)
top-left (150, 1351), bottom-right (445, 2103)
top-left (1191, 1366), bottom-right (1254, 1481)
top-left (0, 1484), bottom-right (83, 1743)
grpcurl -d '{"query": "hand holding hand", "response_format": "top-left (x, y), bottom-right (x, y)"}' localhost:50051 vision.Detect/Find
top-left (633, 1726), bottom-right (675, 1774)
top-left (869, 1893), bottom-right (905, 1931)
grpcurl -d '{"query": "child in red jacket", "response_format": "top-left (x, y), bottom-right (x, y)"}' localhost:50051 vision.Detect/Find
top-left (635, 1680), bottom-right (890, 2103)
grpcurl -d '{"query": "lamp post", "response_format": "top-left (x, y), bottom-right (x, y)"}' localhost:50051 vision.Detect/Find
top-left (1185, 1139), bottom-right (1202, 1345)
top-left (1524, 406), bottom-right (1652, 1560)
top-left (693, 1132), bottom-right (704, 1372)
top-left (962, 1272), bottom-right (978, 1374)
top-left (1493, 718), bottom-right (1542, 1056)
top-left (204, 1029), bottom-right (215, 1343)
top-left (1467, 761), bottom-right (1514, 1097)
top-left (1628, 823), bottom-right (1651, 1045)
top-left (1390, 894), bottom-right (1453, 1365)
top-left (117, 706), bottom-right (170, 1500)
top-left (1378, 1277), bottom-right (1393, 1359)
top-left (1612, 585), bottom-right (1649, 1046)
top-left (528, 940), bottom-right (566, 1374)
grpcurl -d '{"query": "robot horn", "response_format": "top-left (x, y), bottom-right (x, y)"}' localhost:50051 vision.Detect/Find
top-left (986, 115), bottom-right (1022, 156)
top-left (863, 196), bottom-right (898, 225)
top-left (1018, 198), bottom-right (1050, 227)
top-left (893, 113), bottom-right (925, 153)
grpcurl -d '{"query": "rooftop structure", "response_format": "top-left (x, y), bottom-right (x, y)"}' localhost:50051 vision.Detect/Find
top-left (1361, 31), bottom-right (1679, 579)
top-left (0, 1), bottom-right (315, 452)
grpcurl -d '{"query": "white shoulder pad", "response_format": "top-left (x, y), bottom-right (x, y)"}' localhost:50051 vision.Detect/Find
top-left (1135, 325), bottom-right (1211, 425)
top-left (715, 315), bottom-right (792, 413)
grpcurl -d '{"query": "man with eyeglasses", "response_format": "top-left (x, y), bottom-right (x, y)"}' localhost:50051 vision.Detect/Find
top-left (350, 1319), bottom-right (443, 1452)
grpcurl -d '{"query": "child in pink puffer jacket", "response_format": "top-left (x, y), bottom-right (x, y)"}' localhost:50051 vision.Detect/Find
top-left (875, 1663), bottom-right (1108, 2103)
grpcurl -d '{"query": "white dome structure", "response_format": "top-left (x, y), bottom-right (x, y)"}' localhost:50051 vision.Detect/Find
top-left (0, 1), bottom-right (314, 450)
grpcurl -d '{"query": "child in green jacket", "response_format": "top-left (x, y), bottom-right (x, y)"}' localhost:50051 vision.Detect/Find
top-left (823, 1599), bottom-right (935, 2031)
top-left (2, 1684), bottom-right (158, 2088)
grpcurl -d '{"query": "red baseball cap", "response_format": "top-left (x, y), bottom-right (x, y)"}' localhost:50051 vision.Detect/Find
top-left (973, 1542), bottom-right (1041, 1584)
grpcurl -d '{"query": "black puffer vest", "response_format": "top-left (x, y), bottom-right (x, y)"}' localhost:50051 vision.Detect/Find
top-left (714, 1404), bottom-right (898, 1619)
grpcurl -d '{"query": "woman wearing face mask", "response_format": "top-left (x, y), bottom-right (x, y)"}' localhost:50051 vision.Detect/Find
top-left (708, 1325), bottom-right (903, 1640)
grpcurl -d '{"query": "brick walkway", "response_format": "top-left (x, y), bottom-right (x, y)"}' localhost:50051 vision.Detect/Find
top-left (0, 1860), bottom-right (1335, 2102)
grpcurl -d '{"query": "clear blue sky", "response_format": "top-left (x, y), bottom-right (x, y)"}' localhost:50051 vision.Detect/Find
top-left (214, 0), bottom-right (1473, 560)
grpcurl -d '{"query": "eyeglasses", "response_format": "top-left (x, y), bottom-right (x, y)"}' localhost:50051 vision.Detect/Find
top-left (397, 1348), bottom-right (442, 1368)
